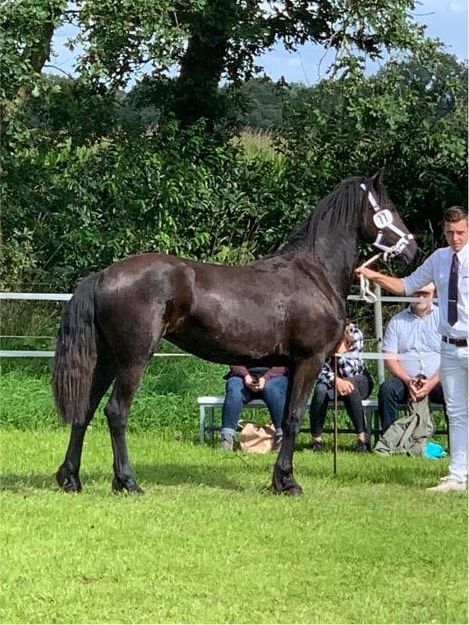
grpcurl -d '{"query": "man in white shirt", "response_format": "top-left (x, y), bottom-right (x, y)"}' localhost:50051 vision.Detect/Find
top-left (379, 282), bottom-right (444, 432)
top-left (356, 206), bottom-right (468, 492)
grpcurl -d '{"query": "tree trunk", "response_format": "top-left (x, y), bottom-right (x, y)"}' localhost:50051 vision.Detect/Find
top-left (174, 0), bottom-right (235, 130)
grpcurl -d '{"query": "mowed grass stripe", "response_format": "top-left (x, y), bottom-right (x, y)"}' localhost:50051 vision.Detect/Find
top-left (1, 430), bottom-right (467, 624)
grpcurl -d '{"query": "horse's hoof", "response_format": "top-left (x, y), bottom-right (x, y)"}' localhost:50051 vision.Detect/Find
top-left (56, 466), bottom-right (82, 493)
top-left (272, 472), bottom-right (304, 496)
top-left (112, 477), bottom-right (144, 495)
top-left (284, 484), bottom-right (303, 496)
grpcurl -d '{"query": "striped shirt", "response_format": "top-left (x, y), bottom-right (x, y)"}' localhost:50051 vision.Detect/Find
top-left (317, 323), bottom-right (365, 390)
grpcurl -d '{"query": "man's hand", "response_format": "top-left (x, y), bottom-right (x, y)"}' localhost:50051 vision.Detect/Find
top-left (407, 378), bottom-right (419, 402)
top-left (409, 377), bottom-right (435, 402)
top-left (355, 266), bottom-right (377, 280)
top-left (354, 267), bottom-right (405, 295)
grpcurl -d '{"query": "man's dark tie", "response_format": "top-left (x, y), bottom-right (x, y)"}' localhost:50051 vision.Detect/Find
top-left (448, 253), bottom-right (459, 326)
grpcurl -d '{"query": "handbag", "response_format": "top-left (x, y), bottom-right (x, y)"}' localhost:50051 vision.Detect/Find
top-left (238, 420), bottom-right (277, 454)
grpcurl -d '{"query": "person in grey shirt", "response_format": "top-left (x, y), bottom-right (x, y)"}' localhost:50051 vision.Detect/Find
top-left (378, 282), bottom-right (444, 432)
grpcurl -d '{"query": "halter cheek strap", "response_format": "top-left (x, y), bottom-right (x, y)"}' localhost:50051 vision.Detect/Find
top-left (360, 183), bottom-right (414, 260)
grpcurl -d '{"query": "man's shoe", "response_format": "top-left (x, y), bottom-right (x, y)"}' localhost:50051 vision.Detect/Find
top-left (311, 439), bottom-right (326, 452)
top-left (219, 434), bottom-right (234, 451)
top-left (355, 439), bottom-right (371, 454)
top-left (426, 476), bottom-right (468, 493)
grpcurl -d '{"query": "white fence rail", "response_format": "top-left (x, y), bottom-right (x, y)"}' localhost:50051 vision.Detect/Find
top-left (1, 288), bottom-right (431, 383)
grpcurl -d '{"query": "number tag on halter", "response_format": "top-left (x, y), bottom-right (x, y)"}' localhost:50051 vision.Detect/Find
top-left (373, 209), bottom-right (393, 229)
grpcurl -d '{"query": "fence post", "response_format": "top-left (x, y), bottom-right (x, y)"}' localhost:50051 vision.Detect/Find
top-left (373, 284), bottom-right (385, 385)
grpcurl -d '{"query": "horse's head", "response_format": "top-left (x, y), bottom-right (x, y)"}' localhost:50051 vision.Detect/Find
top-left (360, 170), bottom-right (418, 263)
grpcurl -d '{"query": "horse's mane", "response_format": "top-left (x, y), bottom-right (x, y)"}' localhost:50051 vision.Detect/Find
top-left (278, 176), bottom-right (370, 255)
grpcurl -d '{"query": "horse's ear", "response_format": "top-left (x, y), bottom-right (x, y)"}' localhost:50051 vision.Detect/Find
top-left (371, 168), bottom-right (385, 190)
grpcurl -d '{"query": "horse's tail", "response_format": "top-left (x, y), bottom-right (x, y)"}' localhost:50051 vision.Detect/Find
top-left (53, 273), bottom-right (99, 425)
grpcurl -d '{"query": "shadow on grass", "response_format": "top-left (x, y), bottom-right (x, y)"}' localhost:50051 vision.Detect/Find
top-left (0, 458), bottom-right (263, 494)
top-left (0, 472), bottom-right (59, 492)
top-left (0, 444), bottom-right (450, 494)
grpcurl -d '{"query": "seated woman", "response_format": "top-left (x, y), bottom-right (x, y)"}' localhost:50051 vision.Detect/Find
top-left (309, 321), bottom-right (373, 453)
top-left (220, 366), bottom-right (288, 451)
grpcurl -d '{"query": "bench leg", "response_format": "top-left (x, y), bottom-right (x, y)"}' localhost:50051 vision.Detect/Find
top-left (199, 406), bottom-right (206, 445)
top-left (209, 407), bottom-right (215, 446)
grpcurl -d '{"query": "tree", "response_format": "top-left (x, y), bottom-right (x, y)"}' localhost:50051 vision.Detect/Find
top-left (9, 0), bottom-right (430, 130)
top-left (276, 51), bottom-right (468, 256)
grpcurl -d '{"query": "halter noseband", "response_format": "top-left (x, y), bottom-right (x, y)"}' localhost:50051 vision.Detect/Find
top-left (360, 183), bottom-right (414, 260)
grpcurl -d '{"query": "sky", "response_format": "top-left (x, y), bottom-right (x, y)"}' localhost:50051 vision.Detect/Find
top-left (48, 0), bottom-right (468, 86)
top-left (259, 0), bottom-right (468, 84)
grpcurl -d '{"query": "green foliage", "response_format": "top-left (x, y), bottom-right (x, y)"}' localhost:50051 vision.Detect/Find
top-left (2, 0), bottom-right (432, 129)
top-left (277, 51), bottom-right (468, 259)
top-left (1, 119), bottom-right (285, 290)
top-left (1, 3), bottom-right (467, 295)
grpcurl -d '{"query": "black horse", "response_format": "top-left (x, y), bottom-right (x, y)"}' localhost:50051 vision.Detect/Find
top-left (54, 172), bottom-right (417, 495)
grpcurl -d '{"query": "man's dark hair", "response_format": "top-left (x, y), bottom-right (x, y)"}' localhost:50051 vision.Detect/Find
top-left (443, 206), bottom-right (468, 223)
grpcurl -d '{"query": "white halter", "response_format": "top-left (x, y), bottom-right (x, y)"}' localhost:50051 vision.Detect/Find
top-left (360, 183), bottom-right (414, 259)
top-left (359, 183), bottom-right (415, 303)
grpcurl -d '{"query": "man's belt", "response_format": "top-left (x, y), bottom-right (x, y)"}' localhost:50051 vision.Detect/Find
top-left (442, 336), bottom-right (468, 347)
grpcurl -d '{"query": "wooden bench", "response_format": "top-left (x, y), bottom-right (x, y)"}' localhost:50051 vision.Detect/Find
top-left (197, 396), bottom-right (447, 446)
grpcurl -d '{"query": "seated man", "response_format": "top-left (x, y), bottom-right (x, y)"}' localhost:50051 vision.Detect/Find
top-left (378, 282), bottom-right (445, 432)
top-left (309, 321), bottom-right (373, 453)
top-left (220, 366), bottom-right (288, 451)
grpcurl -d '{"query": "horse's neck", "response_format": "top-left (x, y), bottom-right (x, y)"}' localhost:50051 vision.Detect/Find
top-left (312, 231), bottom-right (359, 297)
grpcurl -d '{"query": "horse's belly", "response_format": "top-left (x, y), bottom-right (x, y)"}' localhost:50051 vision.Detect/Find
top-left (166, 326), bottom-right (289, 366)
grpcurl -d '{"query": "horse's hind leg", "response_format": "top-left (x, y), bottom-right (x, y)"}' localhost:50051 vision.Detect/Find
top-left (56, 354), bottom-right (116, 492)
top-left (104, 362), bottom-right (147, 494)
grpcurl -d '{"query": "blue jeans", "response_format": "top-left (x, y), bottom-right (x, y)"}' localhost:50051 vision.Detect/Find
top-left (378, 376), bottom-right (446, 432)
top-left (221, 376), bottom-right (288, 437)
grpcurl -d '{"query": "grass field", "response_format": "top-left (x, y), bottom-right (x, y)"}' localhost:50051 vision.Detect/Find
top-left (1, 428), bottom-right (467, 624)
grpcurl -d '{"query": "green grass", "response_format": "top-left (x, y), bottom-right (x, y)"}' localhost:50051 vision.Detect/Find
top-left (1, 429), bottom-right (467, 624)
top-left (0, 352), bottom-right (227, 432)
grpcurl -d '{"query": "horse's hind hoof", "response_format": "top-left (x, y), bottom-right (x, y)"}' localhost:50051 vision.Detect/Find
top-left (272, 483), bottom-right (304, 496)
top-left (272, 471), bottom-right (304, 496)
top-left (56, 466), bottom-right (82, 493)
top-left (112, 476), bottom-right (144, 495)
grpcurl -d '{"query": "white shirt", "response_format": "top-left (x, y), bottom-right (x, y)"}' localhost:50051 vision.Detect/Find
top-left (383, 305), bottom-right (441, 378)
top-left (404, 241), bottom-right (469, 339)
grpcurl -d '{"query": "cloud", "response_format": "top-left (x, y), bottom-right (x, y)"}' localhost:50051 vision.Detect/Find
top-left (419, 0), bottom-right (467, 13)
top-left (449, 1), bottom-right (467, 14)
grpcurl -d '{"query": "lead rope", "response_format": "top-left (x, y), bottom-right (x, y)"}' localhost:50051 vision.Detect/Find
top-left (358, 253), bottom-right (382, 303)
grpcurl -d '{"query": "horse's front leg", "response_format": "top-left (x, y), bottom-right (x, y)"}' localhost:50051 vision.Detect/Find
top-left (273, 357), bottom-right (323, 495)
